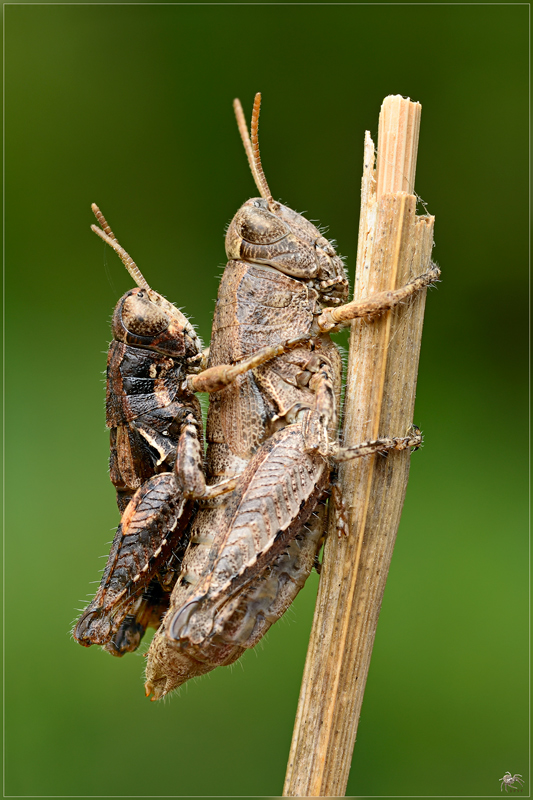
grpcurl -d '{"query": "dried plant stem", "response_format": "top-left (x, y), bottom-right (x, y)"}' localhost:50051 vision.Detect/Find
top-left (283, 96), bottom-right (435, 797)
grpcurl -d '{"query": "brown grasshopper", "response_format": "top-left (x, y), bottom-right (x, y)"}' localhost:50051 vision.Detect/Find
top-left (144, 94), bottom-right (439, 699)
top-left (74, 205), bottom-right (305, 656)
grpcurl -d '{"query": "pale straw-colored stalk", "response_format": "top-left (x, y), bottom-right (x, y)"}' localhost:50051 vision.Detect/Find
top-left (283, 95), bottom-right (435, 797)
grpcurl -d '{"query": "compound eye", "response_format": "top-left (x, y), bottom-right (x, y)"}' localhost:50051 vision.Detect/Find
top-left (239, 207), bottom-right (290, 245)
top-left (121, 293), bottom-right (169, 336)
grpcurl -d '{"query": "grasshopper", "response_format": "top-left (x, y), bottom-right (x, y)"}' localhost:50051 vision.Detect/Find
top-left (74, 205), bottom-right (304, 655)
top-left (144, 95), bottom-right (439, 699)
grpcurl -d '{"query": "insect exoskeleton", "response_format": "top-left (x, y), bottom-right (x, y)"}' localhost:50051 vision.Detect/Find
top-left (145, 422), bottom-right (329, 699)
top-left (143, 95), bottom-right (345, 698)
top-left (226, 197), bottom-right (348, 304)
top-left (74, 204), bottom-right (296, 657)
top-left (74, 205), bottom-right (205, 655)
top-left (144, 94), bottom-right (429, 699)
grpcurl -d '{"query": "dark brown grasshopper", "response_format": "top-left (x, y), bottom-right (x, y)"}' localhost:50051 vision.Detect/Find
top-left (144, 94), bottom-right (439, 699)
top-left (74, 205), bottom-right (304, 656)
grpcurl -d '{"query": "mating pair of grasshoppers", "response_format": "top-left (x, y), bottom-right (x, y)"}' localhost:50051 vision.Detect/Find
top-left (73, 94), bottom-right (439, 699)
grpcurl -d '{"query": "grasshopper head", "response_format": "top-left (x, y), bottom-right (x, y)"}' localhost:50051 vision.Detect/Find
top-left (226, 197), bottom-right (348, 303)
top-left (227, 95), bottom-right (348, 305)
top-left (90, 204), bottom-right (202, 359)
top-left (112, 287), bottom-right (201, 359)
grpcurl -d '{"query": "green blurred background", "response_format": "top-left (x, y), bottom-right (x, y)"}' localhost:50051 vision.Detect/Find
top-left (5, 4), bottom-right (528, 797)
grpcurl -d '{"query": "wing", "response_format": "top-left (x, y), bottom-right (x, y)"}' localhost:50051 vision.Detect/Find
top-left (165, 423), bottom-right (328, 645)
top-left (73, 472), bottom-right (193, 650)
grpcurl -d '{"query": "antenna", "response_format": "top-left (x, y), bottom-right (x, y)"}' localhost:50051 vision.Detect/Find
top-left (233, 93), bottom-right (274, 205)
top-left (91, 204), bottom-right (153, 295)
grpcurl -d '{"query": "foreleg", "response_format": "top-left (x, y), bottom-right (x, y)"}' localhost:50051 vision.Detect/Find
top-left (187, 333), bottom-right (312, 393)
top-left (318, 263), bottom-right (441, 332)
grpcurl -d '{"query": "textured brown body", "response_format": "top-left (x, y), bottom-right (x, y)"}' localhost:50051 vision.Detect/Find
top-left (74, 470), bottom-right (194, 655)
top-left (74, 284), bottom-right (207, 654)
top-left (106, 290), bottom-right (204, 514)
top-left (146, 424), bottom-right (329, 693)
top-left (82, 100), bottom-right (435, 692)
top-left (143, 96), bottom-right (436, 698)
top-left (75, 207), bottom-right (301, 657)
top-left (145, 197), bottom-right (348, 697)
top-left (73, 207), bottom-right (214, 655)
top-left (206, 260), bottom-right (319, 463)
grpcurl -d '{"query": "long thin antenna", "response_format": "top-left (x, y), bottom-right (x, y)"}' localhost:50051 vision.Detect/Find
top-left (91, 203), bottom-right (117, 241)
top-left (233, 93), bottom-right (273, 204)
top-left (233, 98), bottom-right (257, 184)
top-left (250, 92), bottom-right (273, 203)
top-left (91, 204), bottom-right (153, 294)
